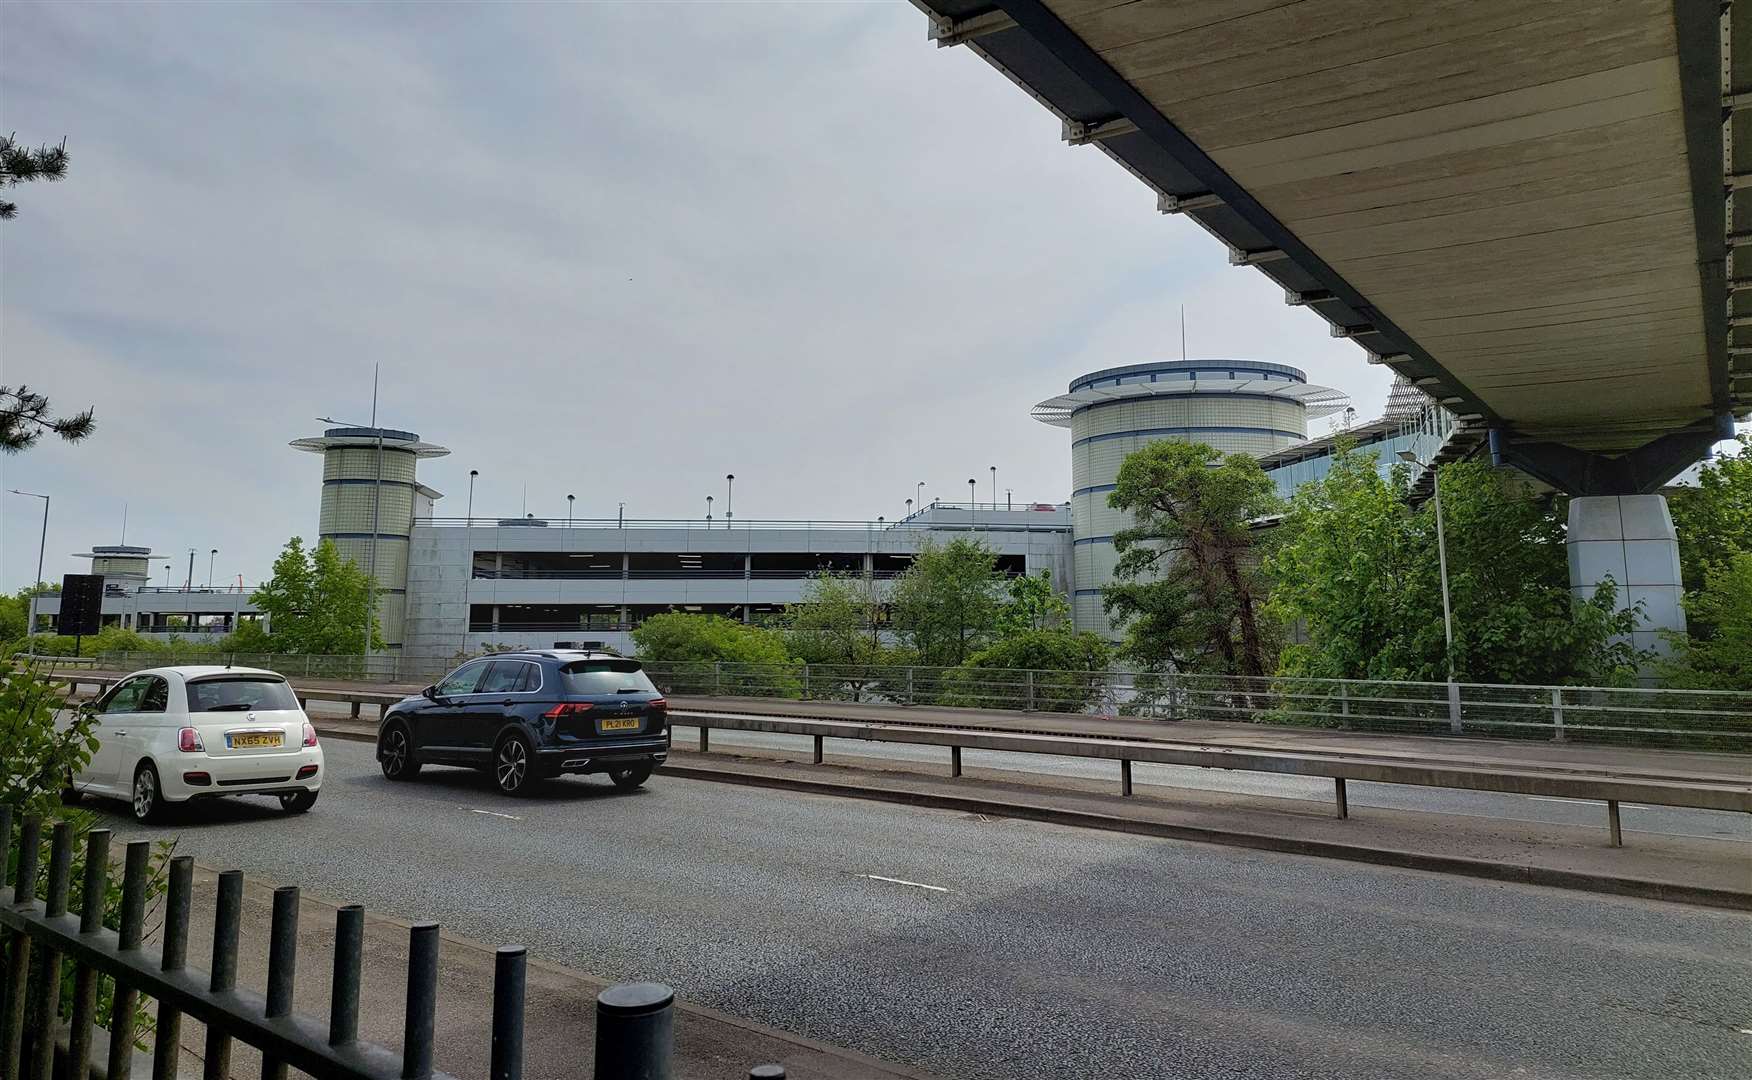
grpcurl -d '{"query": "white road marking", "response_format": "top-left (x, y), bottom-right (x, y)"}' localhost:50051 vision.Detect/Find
top-left (862, 874), bottom-right (949, 893)
top-left (1526, 797), bottom-right (1597, 805)
top-left (465, 807), bottom-right (522, 821)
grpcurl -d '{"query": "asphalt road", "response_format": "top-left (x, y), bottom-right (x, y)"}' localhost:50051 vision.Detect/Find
top-left (668, 724), bottom-right (1752, 843)
top-left (93, 741), bottom-right (1752, 1080)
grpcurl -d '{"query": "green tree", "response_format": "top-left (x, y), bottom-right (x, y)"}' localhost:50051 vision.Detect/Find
top-left (889, 538), bottom-right (1007, 667)
top-left (630, 613), bottom-right (799, 696)
top-left (2, 385), bottom-right (96, 453)
top-left (1, 134), bottom-right (69, 220)
top-left (784, 571), bottom-right (888, 666)
top-left (249, 537), bottom-right (380, 654)
top-left (1268, 448), bottom-right (1644, 684)
top-left (997, 569), bottom-right (1070, 635)
top-left (0, 583), bottom-right (56, 646)
top-left (1669, 435), bottom-right (1751, 592)
top-left (1660, 553), bottom-right (1752, 690)
top-left (949, 628), bottom-right (1113, 712)
top-left (1102, 441), bottom-right (1279, 676)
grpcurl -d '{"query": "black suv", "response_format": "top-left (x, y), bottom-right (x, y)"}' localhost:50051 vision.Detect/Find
top-left (376, 651), bottom-right (669, 795)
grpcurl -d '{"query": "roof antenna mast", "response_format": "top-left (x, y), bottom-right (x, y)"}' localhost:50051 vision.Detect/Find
top-left (1180, 304), bottom-right (1186, 361)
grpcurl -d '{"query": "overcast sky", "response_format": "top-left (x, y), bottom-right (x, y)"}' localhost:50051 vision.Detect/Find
top-left (1, 1), bottom-right (1394, 590)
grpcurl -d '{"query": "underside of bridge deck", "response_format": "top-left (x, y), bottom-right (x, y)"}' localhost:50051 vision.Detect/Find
top-left (914, 0), bottom-right (1752, 494)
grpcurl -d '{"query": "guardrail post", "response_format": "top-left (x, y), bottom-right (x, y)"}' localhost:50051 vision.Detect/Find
top-left (699, 726), bottom-right (709, 753)
top-left (261, 885), bottom-right (299, 1080)
top-left (204, 870), bottom-right (243, 1080)
top-left (1334, 778), bottom-right (1349, 819)
top-left (594, 983), bottom-right (674, 1080)
top-left (1550, 688), bottom-right (1566, 742)
top-left (950, 746), bottom-right (962, 778)
top-left (492, 946), bottom-right (527, 1080)
top-left (1446, 681), bottom-right (1463, 734)
top-left (1120, 759), bottom-right (1133, 797)
top-left (151, 855), bottom-right (195, 1080)
top-left (105, 841), bottom-right (151, 1080)
top-left (1606, 801), bottom-right (1623, 847)
top-left (68, 828), bottom-right (111, 1080)
top-left (350, 700), bottom-right (361, 719)
top-left (403, 923), bottom-right (440, 1080)
top-left (812, 735), bottom-right (823, 765)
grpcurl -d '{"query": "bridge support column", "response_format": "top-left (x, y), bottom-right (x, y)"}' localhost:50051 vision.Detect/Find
top-left (1566, 495), bottom-right (1685, 662)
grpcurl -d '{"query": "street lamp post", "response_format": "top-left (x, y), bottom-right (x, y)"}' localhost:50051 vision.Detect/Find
top-left (185, 549), bottom-right (196, 593)
top-left (967, 478), bottom-right (976, 507)
top-left (9, 490), bottom-right (49, 644)
top-left (567, 494), bottom-right (575, 528)
top-left (1398, 450), bottom-right (1461, 733)
top-left (467, 470), bottom-right (478, 522)
top-left (706, 495), bottom-right (713, 528)
top-left (725, 474), bottom-right (735, 526)
top-left (990, 466), bottom-right (997, 505)
top-left (906, 498), bottom-right (913, 520)
top-left (618, 502), bottom-right (625, 529)
top-left (207, 548), bottom-right (218, 589)
top-left (916, 481), bottom-right (925, 510)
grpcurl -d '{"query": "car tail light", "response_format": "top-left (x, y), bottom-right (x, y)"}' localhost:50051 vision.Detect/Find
top-left (648, 698), bottom-right (667, 710)
top-left (302, 722), bottom-right (319, 748)
top-left (177, 727), bottom-right (204, 752)
top-left (543, 703), bottom-right (594, 719)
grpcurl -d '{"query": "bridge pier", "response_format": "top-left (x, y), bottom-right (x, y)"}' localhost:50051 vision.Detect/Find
top-left (1566, 495), bottom-right (1686, 662)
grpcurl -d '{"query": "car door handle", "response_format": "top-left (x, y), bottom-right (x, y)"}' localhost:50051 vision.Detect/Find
top-left (113, 730), bottom-right (128, 737)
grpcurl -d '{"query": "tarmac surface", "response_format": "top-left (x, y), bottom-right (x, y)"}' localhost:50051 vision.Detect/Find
top-left (90, 739), bottom-right (1752, 1080)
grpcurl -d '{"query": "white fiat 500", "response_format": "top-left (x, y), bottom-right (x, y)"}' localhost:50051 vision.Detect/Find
top-left (69, 666), bottom-right (323, 822)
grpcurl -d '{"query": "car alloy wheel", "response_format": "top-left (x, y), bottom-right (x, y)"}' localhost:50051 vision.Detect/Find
top-left (132, 766), bottom-right (159, 822)
top-left (495, 734), bottom-right (531, 795)
top-left (380, 724), bottom-right (420, 780)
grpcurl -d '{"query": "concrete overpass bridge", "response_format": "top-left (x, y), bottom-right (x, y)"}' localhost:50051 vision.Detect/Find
top-left (911, 0), bottom-right (1752, 650)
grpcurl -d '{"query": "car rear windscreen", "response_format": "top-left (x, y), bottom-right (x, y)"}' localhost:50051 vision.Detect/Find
top-left (187, 677), bottom-right (301, 713)
top-left (560, 660), bottom-right (658, 695)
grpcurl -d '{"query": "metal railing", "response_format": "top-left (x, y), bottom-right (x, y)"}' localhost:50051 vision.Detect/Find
top-left (72, 652), bottom-right (1752, 748)
top-left (0, 809), bottom-right (785, 1080)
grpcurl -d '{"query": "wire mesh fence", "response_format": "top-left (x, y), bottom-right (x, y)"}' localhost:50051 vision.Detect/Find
top-left (74, 650), bottom-right (1752, 749)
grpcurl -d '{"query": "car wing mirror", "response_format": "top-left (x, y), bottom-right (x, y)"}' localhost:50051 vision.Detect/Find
top-left (421, 684), bottom-right (439, 702)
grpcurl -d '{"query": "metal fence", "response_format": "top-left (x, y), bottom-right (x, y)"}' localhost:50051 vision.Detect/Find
top-left (77, 651), bottom-right (1752, 748)
top-left (637, 662), bottom-right (1752, 750)
top-left (0, 809), bottom-right (783, 1080)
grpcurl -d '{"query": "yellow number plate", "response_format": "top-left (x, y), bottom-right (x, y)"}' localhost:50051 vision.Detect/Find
top-left (599, 717), bottom-right (641, 732)
top-left (230, 732), bottom-right (283, 749)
